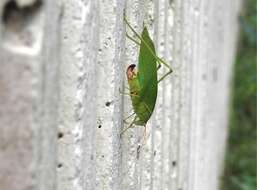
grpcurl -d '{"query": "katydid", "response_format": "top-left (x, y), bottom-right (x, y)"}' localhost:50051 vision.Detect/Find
top-left (121, 17), bottom-right (172, 135)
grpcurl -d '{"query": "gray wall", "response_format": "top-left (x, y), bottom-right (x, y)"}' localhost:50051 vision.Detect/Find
top-left (0, 0), bottom-right (241, 190)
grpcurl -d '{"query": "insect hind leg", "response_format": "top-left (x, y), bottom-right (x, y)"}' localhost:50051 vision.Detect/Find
top-left (158, 68), bottom-right (173, 83)
top-left (120, 116), bottom-right (138, 137)
top-left (139, 124), bottom-right (148, 146)
top-left (123, 112), bottom-right (136, 124)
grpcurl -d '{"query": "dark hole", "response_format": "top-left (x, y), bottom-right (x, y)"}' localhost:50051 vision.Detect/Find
top-left (2, 0), bottom-right (42, 24)
top-left (172, 161), bottom-right (176, 166)
top-left (98, 125), bottom-right (102, 128)
top-left (57, 163), bottom-right (62, 168)
top-left (101, 155), bottom-right (104, 158)
top-left (58, 132), bottom-right (64, 138)
top-left (105, 101), bottom-right (111, 107)
top-left (136, 145), bottom-right (141, 159)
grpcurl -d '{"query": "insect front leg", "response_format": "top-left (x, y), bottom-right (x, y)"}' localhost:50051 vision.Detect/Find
top-left (120, 91), bottom-right (140, 98)
top-left (124, 17), bottom-right (142, 43)
top-left (119, 88), bottom-right (140, 97)
top-left (126, 33), bottom-right (140, 46)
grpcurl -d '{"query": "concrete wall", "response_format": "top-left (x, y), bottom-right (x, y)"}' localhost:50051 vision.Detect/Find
top-left (0, 0), bottom-right (241, 190)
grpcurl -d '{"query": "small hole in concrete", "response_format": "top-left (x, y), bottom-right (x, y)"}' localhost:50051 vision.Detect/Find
top-left (136, 145), bottom-right (141, 159)
top-left (98, 125), bottom-right (102, 128)
top-left (58, 132), bottom-right (64, 139)
top-left (172, 161), bottom-right (176, 166)
top-left (105, 101), bottom-right (111, 107)
top-left (57, 163), bottom-right (63, 168)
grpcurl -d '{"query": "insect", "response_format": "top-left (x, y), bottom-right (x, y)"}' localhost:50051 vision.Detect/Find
top-left (121, 16), bottom-right (172, 136)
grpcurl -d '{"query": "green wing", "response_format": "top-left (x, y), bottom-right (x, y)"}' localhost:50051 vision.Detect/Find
top-left (137, 27), bottom-right (158, 117)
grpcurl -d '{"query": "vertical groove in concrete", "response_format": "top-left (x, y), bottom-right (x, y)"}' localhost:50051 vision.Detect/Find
top-left (57, 1), bottom-right (93, 189)
top-left (94, 0), bottom-right (125, 190)
top-left (81, 1), bottom-right (99, 190)
top-left (39, 0), bottom-right (60, 189)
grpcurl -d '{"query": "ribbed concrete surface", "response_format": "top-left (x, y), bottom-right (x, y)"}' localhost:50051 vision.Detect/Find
top-left (0, 0), bottom-right (241, 190)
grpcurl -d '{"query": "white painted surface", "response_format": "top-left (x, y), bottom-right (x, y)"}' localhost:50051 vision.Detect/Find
top-left (0, 0), bottom-right (241, 190)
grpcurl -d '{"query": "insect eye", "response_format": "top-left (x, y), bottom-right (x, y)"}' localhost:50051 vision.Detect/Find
top-left (127, 64), bottom-right (136, 71)
top-left (126, 64), bottom-right (137, 79)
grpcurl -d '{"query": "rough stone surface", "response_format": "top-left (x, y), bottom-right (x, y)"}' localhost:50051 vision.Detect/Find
top-left (0, 0), bottom-right (241, 190)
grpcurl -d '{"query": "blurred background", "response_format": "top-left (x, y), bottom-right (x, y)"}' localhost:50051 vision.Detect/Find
top-left (222, 0), bottom-right (256, 189)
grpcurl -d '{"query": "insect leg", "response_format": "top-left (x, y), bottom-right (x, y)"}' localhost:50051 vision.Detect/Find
top-left (124, 86), bottom-right (130, 91)
top-left (120, 92), bottom-right (140, 97)
top-left (121, 92), bottom-right (132, 96)
top-left (157, 63), bottom-right (161, 70)
top-left (120, 116), bottom-right (138, 136)
top-left (123, 112), bottom-right (136, 123)
top-left (120, 92), bottom-right (131, 97)
top-left (124, 17), bottom-right (173, 78)
top-left (120, 91), bottom-right (140, 98)
top-left (119, 88), bottom-right (140, 97)
top-left (142, 101), bottom-right (152, 115)
top-left (136, 124), bottom-right (147, 157)
top-left (124, 17), bottom-right (143, 42)
top-left (141, 124), bottom-right (147, 144)
top-left (126, 33), bottom-right (140, 46)
top-left (125, 17), bottom-right (166, 65)
top-left (158, 68), bottom-right (173, 83)
top-left (156, 57), bottom-right (173, 83)
top-left (156, 57), bottom-right (172, 70)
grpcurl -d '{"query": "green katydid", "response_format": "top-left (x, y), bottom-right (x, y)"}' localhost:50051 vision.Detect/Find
top-left (121, 16), bottom-right (172, 136)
